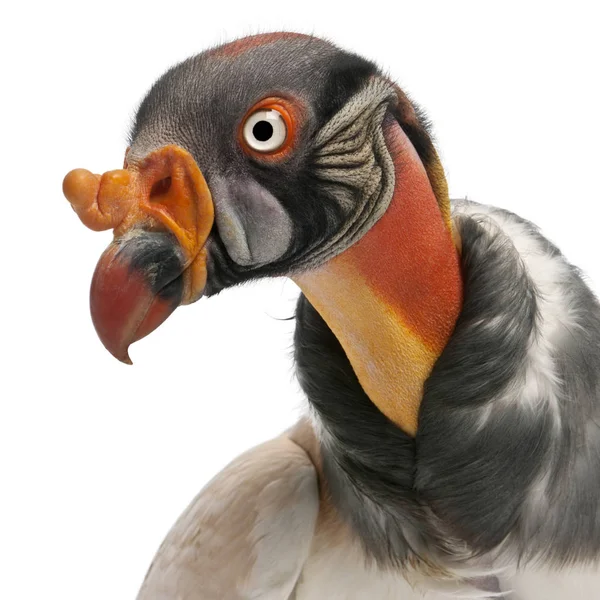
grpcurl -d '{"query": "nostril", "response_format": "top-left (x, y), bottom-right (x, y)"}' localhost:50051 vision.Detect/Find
top-left (150, 176), bottom-right (172, 199)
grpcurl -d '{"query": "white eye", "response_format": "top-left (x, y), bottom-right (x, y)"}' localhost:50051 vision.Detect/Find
top-left (242, 109), bottom-right (287, 153)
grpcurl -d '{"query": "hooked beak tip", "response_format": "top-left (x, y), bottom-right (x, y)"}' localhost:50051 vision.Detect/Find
top-left (118, 353), bottom-right (134, 366)
top-left (90, 238), bottom-right (184, 363)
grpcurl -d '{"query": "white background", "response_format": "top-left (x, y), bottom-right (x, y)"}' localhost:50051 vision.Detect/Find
top-left (2, 1), bottom-right (599, 599)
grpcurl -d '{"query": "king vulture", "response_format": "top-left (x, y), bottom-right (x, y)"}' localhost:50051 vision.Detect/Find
top-left (62, 33), bottom-right (600, 599)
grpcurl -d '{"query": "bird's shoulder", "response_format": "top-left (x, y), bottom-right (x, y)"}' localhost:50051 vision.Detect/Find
top-left (417, 198), bottom-right (600, 566)
top-left (136, 431), bottom-right (319, 600)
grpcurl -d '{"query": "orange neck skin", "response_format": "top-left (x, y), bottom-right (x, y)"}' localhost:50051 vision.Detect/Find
top-left (293, 119), bottom-right (463, 436)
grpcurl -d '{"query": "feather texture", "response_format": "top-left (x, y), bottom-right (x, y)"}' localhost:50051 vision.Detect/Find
top-left (136, 436), bottom-right (319, 600)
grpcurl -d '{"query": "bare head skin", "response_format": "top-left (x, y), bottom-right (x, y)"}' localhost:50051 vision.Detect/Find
top-left (63, 33), bottom-right (461, 434)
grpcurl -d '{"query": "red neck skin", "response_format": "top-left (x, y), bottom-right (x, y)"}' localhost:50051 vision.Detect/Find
top-left (294, 119), bottom-right (463, 436)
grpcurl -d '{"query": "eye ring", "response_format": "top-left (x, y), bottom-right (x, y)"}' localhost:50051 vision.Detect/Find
top-left (239, 97), bottom-right (298, 160)
top-left (243, 109), bottom-right (287, 152)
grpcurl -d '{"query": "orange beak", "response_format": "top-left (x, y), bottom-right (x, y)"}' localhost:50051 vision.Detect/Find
top-left (63, 145), bottom-right (214, 363)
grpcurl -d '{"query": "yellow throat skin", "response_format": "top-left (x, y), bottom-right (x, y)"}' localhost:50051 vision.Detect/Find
top-left (293, 119), bottom-right (463, 436)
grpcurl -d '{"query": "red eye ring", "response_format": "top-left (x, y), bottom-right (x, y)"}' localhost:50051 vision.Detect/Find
top-left (238, 96), bottom-right (299, 161)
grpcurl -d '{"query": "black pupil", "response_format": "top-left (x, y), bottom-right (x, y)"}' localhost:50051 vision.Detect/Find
top-left (253, 120), bottom-right (274, 142)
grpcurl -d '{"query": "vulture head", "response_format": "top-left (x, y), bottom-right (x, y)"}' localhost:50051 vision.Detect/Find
top-left (63, 33), bottom-right (462, 436)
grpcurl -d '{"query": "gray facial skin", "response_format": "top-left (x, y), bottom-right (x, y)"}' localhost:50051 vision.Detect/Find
top-left (127, 36), bottom-right (399, 296)
top-left (209, 175), bottom-right (293, 267)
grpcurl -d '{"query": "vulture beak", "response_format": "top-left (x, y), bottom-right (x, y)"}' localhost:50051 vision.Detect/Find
top-left (62, 145), bottom-right (214, 363)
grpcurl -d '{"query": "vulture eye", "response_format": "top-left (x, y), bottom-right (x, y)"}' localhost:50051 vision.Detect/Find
top-left (243, 109), bottom-right (287, 152)
top-left (239, 97), bottom-right (298, 159)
